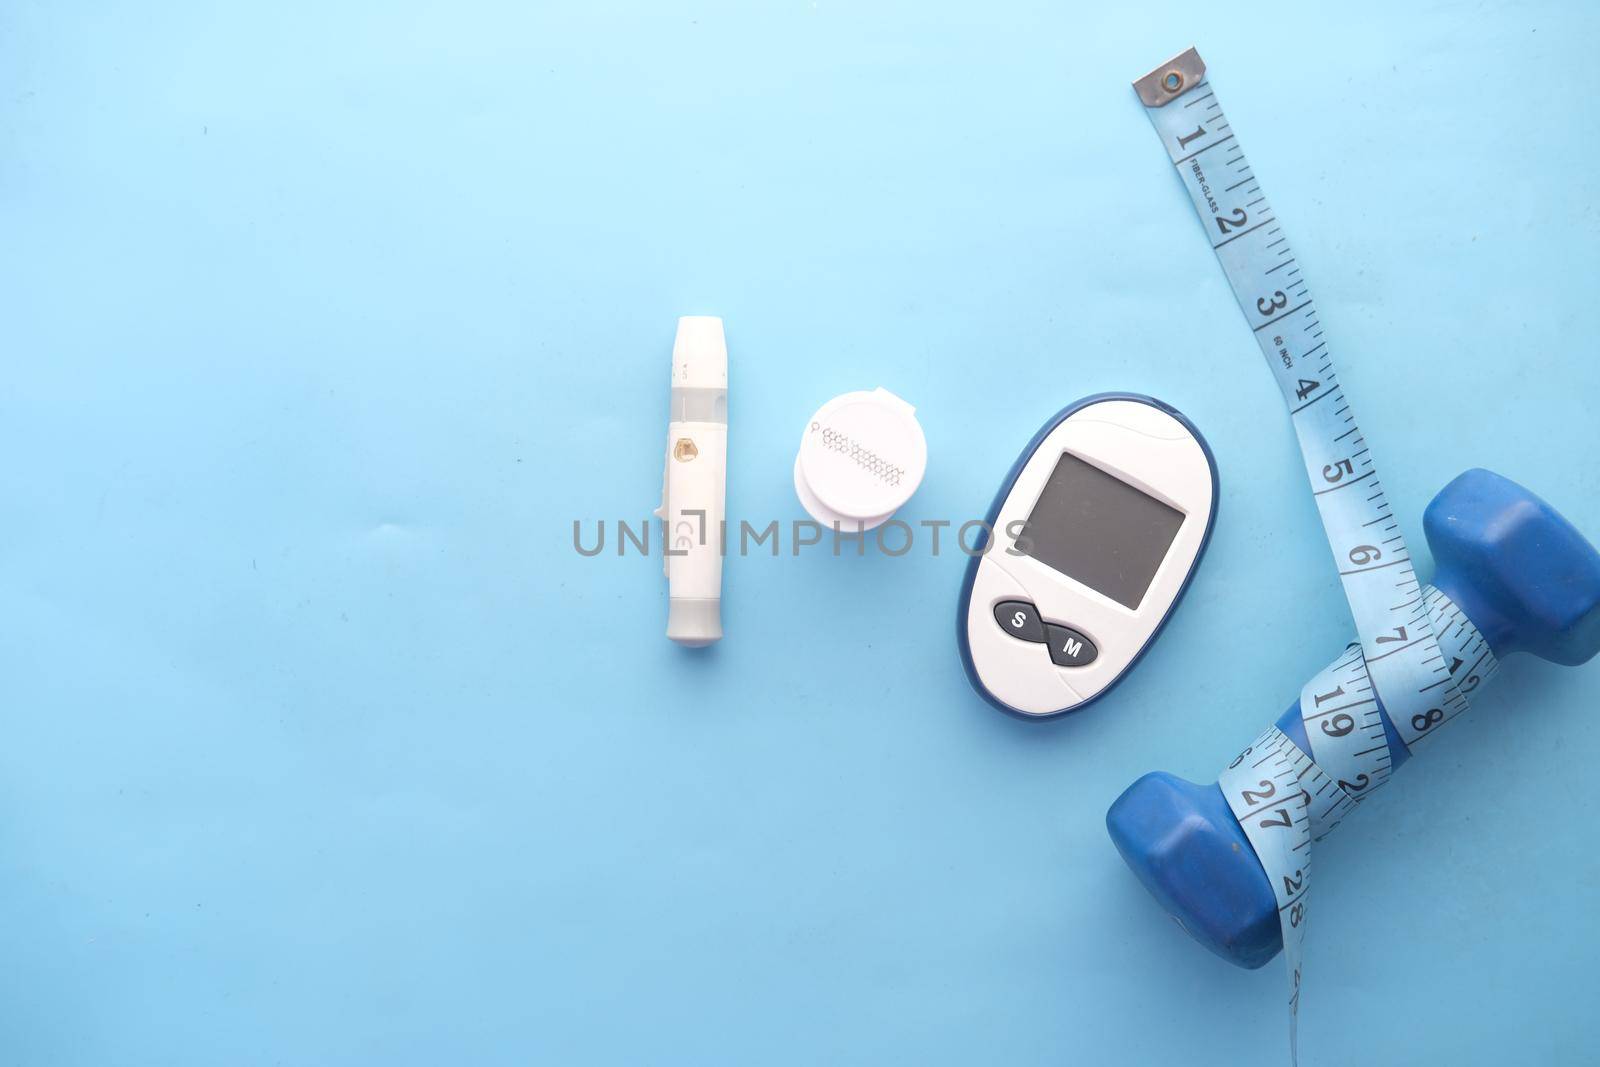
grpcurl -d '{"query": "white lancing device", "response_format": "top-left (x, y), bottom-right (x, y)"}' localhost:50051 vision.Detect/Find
top-left (655, 316), bottom-right (727, 646)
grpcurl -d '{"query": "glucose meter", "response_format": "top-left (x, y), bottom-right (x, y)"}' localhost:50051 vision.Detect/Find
top-left (958, 394), bottom-right (1217, 718)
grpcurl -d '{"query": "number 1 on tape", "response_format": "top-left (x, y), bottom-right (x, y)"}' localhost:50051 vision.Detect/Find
top-left (1133, 48), bottom-right (1466, 1062)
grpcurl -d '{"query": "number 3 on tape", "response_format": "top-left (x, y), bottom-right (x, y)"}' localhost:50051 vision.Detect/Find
top-left (1134, 48), bottom-right (1466, 1064)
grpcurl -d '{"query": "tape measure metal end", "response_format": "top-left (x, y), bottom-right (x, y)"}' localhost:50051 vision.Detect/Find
top-left (1134, 47), bottom-right (1207, 107)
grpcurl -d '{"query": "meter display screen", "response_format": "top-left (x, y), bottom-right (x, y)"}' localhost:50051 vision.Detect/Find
top-left (1021, 452), bottom-right (1185, 610)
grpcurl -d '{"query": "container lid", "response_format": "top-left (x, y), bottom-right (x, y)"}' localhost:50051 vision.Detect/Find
top-left (794, 388), bottom-right (927, 530)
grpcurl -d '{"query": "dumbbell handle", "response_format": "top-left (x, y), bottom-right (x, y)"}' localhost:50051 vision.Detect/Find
top-left (1106, 470), bottom-right (1600, 969)
top-left (1268, 580), bottom-right (1488, 783)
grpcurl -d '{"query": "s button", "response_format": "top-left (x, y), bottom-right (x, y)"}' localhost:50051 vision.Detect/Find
top-left (993, 601), bottom-right (1045, 643)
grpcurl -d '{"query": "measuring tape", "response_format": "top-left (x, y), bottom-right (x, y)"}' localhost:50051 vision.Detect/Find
top-left (1134, 48), bottom-right (1488, 1061)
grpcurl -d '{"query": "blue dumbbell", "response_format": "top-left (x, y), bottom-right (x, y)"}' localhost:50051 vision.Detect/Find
top-left (1106, 469), bottom-right (1600, 968)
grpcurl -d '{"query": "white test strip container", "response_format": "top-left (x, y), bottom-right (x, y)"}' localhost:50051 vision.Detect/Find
top-left (793, 388), bottom-right (927, 533)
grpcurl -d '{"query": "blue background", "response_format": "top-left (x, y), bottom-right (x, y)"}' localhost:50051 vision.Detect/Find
top-left (4, 2), bottom-right (1598, 1064)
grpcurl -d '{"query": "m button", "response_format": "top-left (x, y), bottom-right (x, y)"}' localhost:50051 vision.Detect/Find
top-left (1044, 624), bottom-right (1098, 668)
